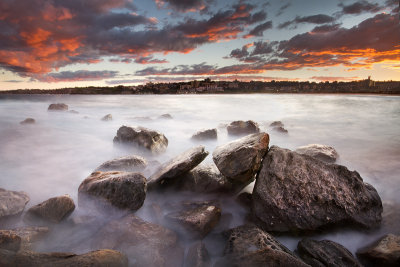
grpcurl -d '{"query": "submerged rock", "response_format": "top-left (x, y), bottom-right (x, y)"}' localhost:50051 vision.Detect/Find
top-left (269, 121), bottom-right (284, 127)
top-left (252, 146), bottom-right (383, 232)
top-left (78, 171), bottom-right (146, 212)
top-left (272, 126), bottom-right (288, 133)
top-left (0, 249), bottom-right (128, 267)
top-left (19, 118), bottom-right (35, 125)
top-left (113, 126), bottom-right (168, 154)
top-left (0, 188), bottom-right (29, 220)
top-left (24, 195), bottom-right (75, 224)
top-left (148, 146), bottom-right (209, 190)
top-left (69, 110), bottom-right (79, 114)
top-left (159, 113), bottom-right (173, 119)
top-left (296, 144), bottom-right (339, 163)
top-left (357, 234), bottom-right (400, 267)
top-left (227, 120), bottom-right (260, 136)
top-left (185, 242), bottom-right (211, 267)
top-left (191, 129), bottom-right (218, 141)
top-left (212, 133), bottom-right (269, 186)
top-left (0, 227), bottom-right (49, 251)
top-left (101, 114), bottom-right (112, 121)
top-left (48, 103), bottom-right (68, 111)
top-left (297, 239), bottom-right (361, 267)
top-left (94, 155), bottom-right (147, 172)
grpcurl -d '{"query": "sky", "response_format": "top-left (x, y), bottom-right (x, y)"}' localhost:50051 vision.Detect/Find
top-left (0, 0), bottom-right (399, 90)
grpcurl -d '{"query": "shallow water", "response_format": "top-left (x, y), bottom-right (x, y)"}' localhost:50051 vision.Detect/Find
top-left (0, 94), bottom-right (399, 256)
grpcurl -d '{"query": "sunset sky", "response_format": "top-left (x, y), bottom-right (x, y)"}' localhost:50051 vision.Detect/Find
top-left (0, 0), bottom-right (399, 90)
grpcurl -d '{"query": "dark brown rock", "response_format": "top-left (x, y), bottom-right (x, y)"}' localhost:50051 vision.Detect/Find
top-left (185, 242), bottom-right (211, 267)
top-left (357, 234), bottom-right (400, 267)
top-left (78, 171), bottom-right (146, 212)
top-left (252, 146), bottom-right (383, 232)
top-left (297, 239), bottom-right (361, 267)
top-left (0, 227), bottom-right (49, 251)
top-left (20, 118), bottom-right (35, 125)
top-left (227, 120), bottom-right (260, 136)
top-left (94, 155), bottom-right (147, 172)
top-left (25, 195), bottom-right (75, 223)
top-left (0, 188), bottom-right (29, 219)
top-left (192, 129), bottom-right (218, 141)
top-left (296, 144), bottom-right (339, 163)
top-left (101, 114), bottom-right (112, 121)
top-left (47, 103), bottom-right (68, 111)
top-left (0, 232), bottom-right (21, 252)
top-left (113, 126), bottom-right (168, 154)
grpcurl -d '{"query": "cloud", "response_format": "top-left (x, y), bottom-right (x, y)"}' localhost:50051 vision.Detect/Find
top-left (276, 3), bottom-right (291, 16)
top-left (338, 0), bottom-right (383, 15)
top-left (154, 0), bottom-right (213, 12)
top-left (245, 21), bottom-right (273, 38)
top-left (310, 23), bottom-right (342, 33)
top-left (310, 76), bottom-right (360, 82)
top-left (279, 14), bottom-right (336, 29)
top-left (33, 70), bottom-right (119, 82)
top-left (4, 80), bottom-right (24, 83)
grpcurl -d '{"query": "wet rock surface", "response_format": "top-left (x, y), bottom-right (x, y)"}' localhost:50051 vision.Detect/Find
top-left (252, 146), bottom-right (383, 232)
top-left (296, 144), bottom-right (339, 163)
top-left (357, 234), bottom-right (400, 267)
top-left (78, 171), bottom-right (147, 211)
top-left (47, 103), bottom-right (68, 111)
top-left (297, 238), bottom-right (361, 267)
top-left (0, 227), bottom-right (49, 251)
top-left (0, 188), bottom-right (30, 220)
top-left (94, 155), bottom-right (147, 172)
top-left (212, 133), bottom-right (269, 186)
top-left (101, 114), bottom-right (112, 121)
top-left (192, 129), bottom-right (218, 141)
top-left (113, 126), bottom-right (168, 153)
top-left (185, 242), bottom-right (211, 267)
top-left (19, 118), bottom-right (35, 125)
top-left (227, 120), bottom-right (260, 136)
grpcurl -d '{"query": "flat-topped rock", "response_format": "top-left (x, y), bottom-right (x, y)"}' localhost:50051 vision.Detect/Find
top-left (20, 118), bottom-right (35, 125)
top-left (357, 234), bottom-right (400, 267)
top-left (227, 120), bottom-right (260, 136)
top-left (48, 103), bottom-right (68, 111)
top-left (94, 155), bottom-right (147, 172)
top-left (295, 144), bottom-right (339, 163)
top-left (191, 129), bottom-right (217, 141)
top-left (0, 188), bottom-right (29, 220)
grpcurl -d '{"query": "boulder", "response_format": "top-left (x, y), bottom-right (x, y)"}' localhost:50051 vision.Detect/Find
top-left (227, 120), bottom-right (260, 136)
top-left (101, 114), bottom-right (112, 121)
top-left (0, 188), bottom-right (29, 219)
top-left (113, 126), bottom-right (168, 154)
top-left (91, 214), bottom-right (183, 267)
top-left (159, 113), bottom-right (173, 119)
top-left (94, 155), bottom-right (147, 172)
top-left (185, 242), bottom-right (211, 267)
top-left (78, 171), bottom-right (146, 212)
top-left (0, 227), bottom-right (49, 251)
top-left (0, 249), bottom-right (128, 267)
top-left (148, 146), bottom-right (209, 190)
top-left (295, 144), bottom-right (339, 163)
top-left (24, 195), bottom-right (75, 224)
top-left (357, 234), bottom-right (400, 267)
top-left (212, 133), bottom-right (269, 186)
top-left (47, 103), bottom-right (68, 111)
top-left (269, 121), bottom-right (284, 127)
top-left (165, 203), bottom-right (221, 239)
top-left (191, 129), bottom-right (217, 141)
top-left (272, 126), bottom-right (288, 133)
top-left (217, 224), bottom-right (309, 267)
top-left (19, 118), bottom-right (35, 125)
top-left (178, 163), bottom-right (232, 193)
top-left (252, 146), bottom-right (383, 232)
top-left (297, 239), bottom-right (361, 267)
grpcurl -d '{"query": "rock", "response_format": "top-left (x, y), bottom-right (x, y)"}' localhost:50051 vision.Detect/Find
top-left (78, 171), bottom-right (146, 212)
top-left (191, 129), bottom-right (217, 141)
top-left (0, 227), bottom-right (49, 251)
top-left (0, 188), bottom-right (29, 219)
top-left (47, 103), bottom-right (68, 111)
top-left (212, 133), bottom-right (269, 186)
top-left (236, 192), bottom-right (252, 209)
top-left (227, 120), bottom-right (260, 136)
top-left (0, 249), bottom-right (128, 267)
top-left (24, 195), bottom-right (75, 224)
top-left (272, 126), bottom-right (288, 133)
top-left (357, 234), bottom-right (400, 267)
top-left (159, 113), bottom-right (173, 119)
top-left (185, 242), bottom-right (211, 267)
top-left (217, 224), bottom-right (309, 267)
top-left (0, 232), bottom-right (21, 252)
top-left (113, 126), bottom-right (168, 154)
top-left (269, 121), bottom-right (284, 127)
top-left (69, 110), bottom-right (79, 114)
top-left (178, 163), bottom-right (232, 193)
top-left (252, 146), bottom-right (383, 232)
top-left (94, 155), bottom-right (147, 172)
top-left (165, 204), bottom-right (221, 239)
top-left (295, 144), bottom-right (339, 163)
top-left (382, 202), bottom-right (400, 235)
top-left (297, 239), bottom-right (361, 267)
top-left (148, 146), bottom-right (209, 190)
top-left (101, 114), bottom-right (112, 121)
top-left (20, 118), bottom-right (35, 125)
top-left (91, 214), bottom-right (183, 267)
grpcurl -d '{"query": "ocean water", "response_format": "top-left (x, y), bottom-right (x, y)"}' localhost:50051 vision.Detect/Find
top-left (0, 94), bottom-right (399, 257)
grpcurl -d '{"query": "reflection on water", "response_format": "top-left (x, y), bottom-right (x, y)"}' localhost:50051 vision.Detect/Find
top-left (0, 94), bottom-right (399, 254)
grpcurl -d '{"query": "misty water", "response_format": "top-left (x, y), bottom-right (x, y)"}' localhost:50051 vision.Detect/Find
top-left (0, 94), bottom-right (399, 260)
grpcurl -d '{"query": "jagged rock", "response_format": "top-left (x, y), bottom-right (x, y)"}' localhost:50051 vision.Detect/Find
top-left (212, 133), bottom-right (269, 186)
top-left (94, 155), bottom-right (147, 172)
top-left (0, 188), bottom-right (29, 219)
top-left (101, 114), bottom-right (112, 121)
top-left (252, 146), bottom-right (383, 232)
top-left (185, 242), bottom-right (211, 267)
top-left (269, 121), bottom-right (284, 127)
top-left (216, 224), bottom-right (309, 267)
top-left (24, 195), bottom-right (75, 224)
top-left (357, 234), bottom-right (400, 267)
top-left (297, 239), bottom-right (361, 267)
top-left (47, 103), bottom-right (68, 111)
top-left (0, 249), bottom-right (128, 267)
top-left (191, 129), bottom-right (217, 141)
top-left (159, 113), bottom-right (173, 119)
top-left (227, 120), bottom-right (260, 136)
top-left (20, 118), bottom-right (35, 125)
top-left (295, 144), bottom-right (339, 163)
top-left (113, 126), bottom-right (168, 154)
top-left (91, 214), bottom-right (183, 267)
top-left (272, 126), bottom-right (288, 133)
top-left (165, 203), bottom-right (221, 239)
top-left (178, 163), bottom-right (232, 193)
top-left (78, 171), bottom-right (146, 212)
top-left (0, 227), bottom-right (49, 251)
top-left (148, 146), bottom-right (209, 190)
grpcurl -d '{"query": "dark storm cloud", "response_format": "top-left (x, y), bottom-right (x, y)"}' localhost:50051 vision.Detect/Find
top-left (154, 0), bottom-right (213, 12)
top-left (310, 23), bottom-right (342, 33)
top-left (33, 70), bottom-right (119, 82)
top-left (245, 21), bottom-right (273, 37)
top-left (338, 0), bottom-right (383, 15)
top-left (276, 3), bottom-right (291, 16)
top-left (279, 14), bottom-right (336, 29)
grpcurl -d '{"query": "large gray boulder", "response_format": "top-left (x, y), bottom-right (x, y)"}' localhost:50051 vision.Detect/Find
top-left (297, 239), bottom-right (361, 267)
top-left (0, 249), bottom-right (128, 267)
top-left (78, 171), bottom-right (146, 212)
top-left (113, 126), bottom-right (168, 154)
top-left (216, 224), bottom-right (309, 267)
top-left (0, 227), bottom-right (48, 251)
top-left (295, 144), bottom-right (339, 163)
top-left (94, 155), bottom-right (147, 172)
top-left (0, 188), bottom-right (29, 220)
top-left (47, 103), bottom-right (68, 111)
top-left (148, 146), bottom-right (209, 190)
top-left (227, 120), bottom-right (260, 136)
top-left (357, 234), bottom-right (400, 267)
top-left (212, 133), bottom-right (269, 186)
top-left (252, 146), bottom-right (383, 232)
top-left (91, 214), bottom-right (183, 267)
